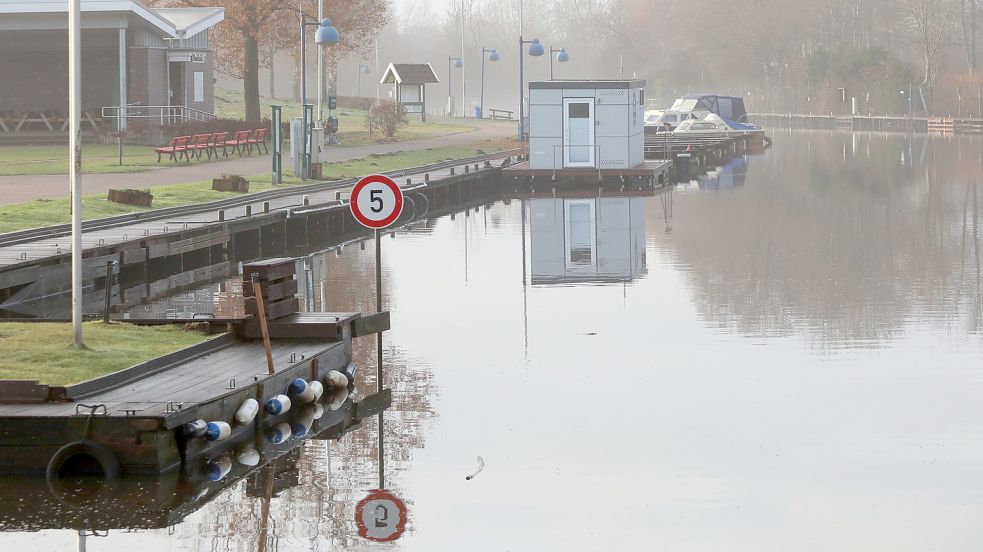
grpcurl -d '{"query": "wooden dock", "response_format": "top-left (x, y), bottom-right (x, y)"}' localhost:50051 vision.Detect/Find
top-left (501, 159), bottom-right (674, 187)
top-left (750, 112), bottom-right (983, 134)
top-left (0, 391), bottom-right (384, 528)
top-left (0, 258), bottom-right (391, 475)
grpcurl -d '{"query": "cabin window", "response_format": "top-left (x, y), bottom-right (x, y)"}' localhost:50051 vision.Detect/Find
top-left (691, 123), bottom-right (717, 130)
top-left (568, 103), bottom-right (590, 118)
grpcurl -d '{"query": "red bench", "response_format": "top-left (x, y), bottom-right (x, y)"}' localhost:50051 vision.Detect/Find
top-left (208, 131), bottom-right (229, 158)
top-left (189, 134), bottom-right (212, 160)
top-left (247, 128), bottom-right (269, 154)
top-left (225, 130), bottom-right (252, 157)
top-left (155, 135), bottom-right (191, 163)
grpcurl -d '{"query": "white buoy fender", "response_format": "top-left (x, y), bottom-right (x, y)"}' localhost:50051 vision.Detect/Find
top-left (235, 398), bottom-right (259, 425)
top-left (327, 386), bottom-right (349, 411)
top-left (237, 445), bottom-right (260, 467)
top-left (267, 422), bottom-right (292, 444)
top-left (291, 407), bottom-right (316, 438)
top-left (206, 455), bottom-right (233, 481)
top-left (325, 370), bottom-right (349, 390)
top-left (205, 421), bottom-right (232, 441)
top-left (309, 380), bottom-right (324, 401)
top-left (288, 378), bottom-right (316, 403)
top-left (264, 394), bottom-right (292, 415)
top-left (311, 402), bottom-right (325, 420)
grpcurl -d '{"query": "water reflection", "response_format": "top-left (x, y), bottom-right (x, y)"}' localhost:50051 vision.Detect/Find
top-left (656, 130), bottom-right (983, 347)
top-left (529, 194), bottom-right (648, 285)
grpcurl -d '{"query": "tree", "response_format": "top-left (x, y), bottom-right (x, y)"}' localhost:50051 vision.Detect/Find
top-left (899, 0), bottom-right (955, 112)
top-left (366, 100), bottom-right (408, 139)
top-left (154, 0), bottom-right (288, 122)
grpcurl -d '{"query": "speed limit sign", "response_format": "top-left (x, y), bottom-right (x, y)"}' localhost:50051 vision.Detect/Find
top-left (350, 174), bottom-right (404, 229)
top-left (355, 489), bottom-right (407, 542)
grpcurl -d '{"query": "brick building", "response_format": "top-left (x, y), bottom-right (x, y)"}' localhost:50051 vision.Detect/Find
top-left (0, 0), bottom-right (224, 137)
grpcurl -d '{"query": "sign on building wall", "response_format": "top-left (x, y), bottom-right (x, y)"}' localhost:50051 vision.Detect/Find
top-left (194, 72), bottom-right (204, 102)
top-left (190, 52), bottom-right (206, 63)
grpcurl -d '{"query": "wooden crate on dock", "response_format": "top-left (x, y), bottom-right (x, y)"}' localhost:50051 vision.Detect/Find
top-left (242, 258), bottom-right (299, 321)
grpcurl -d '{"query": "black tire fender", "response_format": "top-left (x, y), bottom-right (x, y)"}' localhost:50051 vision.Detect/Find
top-left (46, 439), bottom-right (121, 483)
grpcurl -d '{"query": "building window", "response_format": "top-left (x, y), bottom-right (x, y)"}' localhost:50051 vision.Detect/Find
top-left (565, 199), bottom-right (596, 268)
top-left (193, 72), bottom-right (204, 103)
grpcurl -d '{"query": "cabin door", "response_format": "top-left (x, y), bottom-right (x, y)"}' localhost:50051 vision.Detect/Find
top-left (563, 98), bottom-right (595, 168)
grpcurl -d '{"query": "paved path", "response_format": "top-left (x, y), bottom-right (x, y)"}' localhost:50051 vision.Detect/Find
top-left (0, 119), bottom-right (515, 206)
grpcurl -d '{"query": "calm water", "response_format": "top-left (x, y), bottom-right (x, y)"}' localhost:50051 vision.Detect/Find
top-left (5, 130), bottom-right (983, 550)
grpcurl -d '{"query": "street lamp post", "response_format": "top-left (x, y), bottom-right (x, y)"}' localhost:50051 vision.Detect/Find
top-left (299, 16), bottom-right (339, 178)
top-left (69, 0), bottom-right (82, 346)
top-left (479, 47), bottom-right (499, 119)
top-left (356, 63), bottom-right (370, 97)
top-left (447, 55), bottom-right (463, 116)
top-left (549, 46), bottom-right (569, 80)
top-left (518, 37), bottom-right (544, 142)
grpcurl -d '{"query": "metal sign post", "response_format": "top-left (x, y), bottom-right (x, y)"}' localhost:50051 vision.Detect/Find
top-left (271, 105), bottom-right (282, 185)
top-left (349, 174), bottom-right (404, 493)
top-left (301, 103), bottom-right (313, 179)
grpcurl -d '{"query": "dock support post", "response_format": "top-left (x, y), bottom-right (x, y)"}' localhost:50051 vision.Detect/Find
top-left (251, 273), bottom-right (276, 375)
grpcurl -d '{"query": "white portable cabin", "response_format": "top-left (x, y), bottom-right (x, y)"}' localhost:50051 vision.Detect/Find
top-left (528, 80), bottom-right (646, 171)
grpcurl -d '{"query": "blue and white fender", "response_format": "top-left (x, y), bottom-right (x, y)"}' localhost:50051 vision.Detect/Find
top-left (235, 398), bottom-right (259, 425)
top-left (267, 422), bottom-right (292, 444)
top-left (288, 378), bottom-right (316, 403)
top-left (309, 380), bottom-right (324, 401)
top-left (205, 421), bottom-right (232, 441)
top-left (291, 407), bottom-right (316, 438)
top-left (205, 455), bottom-right (233, 481)
top-left (264, 394), bottom-right (292, 415)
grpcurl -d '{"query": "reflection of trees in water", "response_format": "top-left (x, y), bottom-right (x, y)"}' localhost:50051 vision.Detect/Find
top-left (178, 243), bottom-right (437, 550)
top-left (653, 132), bottom-right (983, 348)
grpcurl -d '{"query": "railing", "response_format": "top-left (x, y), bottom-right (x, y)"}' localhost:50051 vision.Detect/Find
top-left (101, 104), bottom-right (216, 127)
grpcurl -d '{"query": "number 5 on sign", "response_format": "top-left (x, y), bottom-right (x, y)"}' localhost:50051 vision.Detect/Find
top-left (350, 175), bottom-right (403, 229)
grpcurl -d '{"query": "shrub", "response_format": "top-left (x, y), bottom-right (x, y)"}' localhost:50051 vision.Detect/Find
top-left (365, 101), bottom-right (408, 139)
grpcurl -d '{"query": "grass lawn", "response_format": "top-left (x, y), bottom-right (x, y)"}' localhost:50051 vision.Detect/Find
top-left (0, 173), bottom-right (300, 234)
top-left (322, 138), bottom-right (519, 180)
top-left (0, 322), bottom-right (212, 387)
top-left (0, 143), bottom-right (202, 176)
top-left (0, 138), bottom-right (518, 234)
top-left (213, 87), bottom-right (475, 147)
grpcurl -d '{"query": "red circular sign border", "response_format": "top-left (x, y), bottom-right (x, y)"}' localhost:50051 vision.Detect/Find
top-left (354, 489), bottom-right (408, 542)
top-left (350, 174), bottom-right (404, 229)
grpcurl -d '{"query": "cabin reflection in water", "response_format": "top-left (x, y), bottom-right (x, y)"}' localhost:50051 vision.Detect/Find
top-left (529, 194), bottom-right (647, 284)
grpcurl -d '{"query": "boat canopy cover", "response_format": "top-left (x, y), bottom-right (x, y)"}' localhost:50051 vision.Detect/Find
top-left (669, 94), bottom-right (748, 122)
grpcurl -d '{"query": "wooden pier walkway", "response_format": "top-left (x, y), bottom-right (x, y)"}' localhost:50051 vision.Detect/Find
top-left (750, 112), bottom-right (983, 134)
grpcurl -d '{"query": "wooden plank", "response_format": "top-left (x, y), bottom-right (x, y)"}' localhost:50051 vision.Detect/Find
top-left (66, 334), bottom-right (235, 399)
top-left (241, 277), bottom-right (298, 300)
top-left (0, 380), bottom-right (50, 404)
top-left (242, 258), bottom-right (297, 282)
top-left (244, 297), bottom-right (299, 320)
top-left (351, 311), bottom-right (390, 337)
